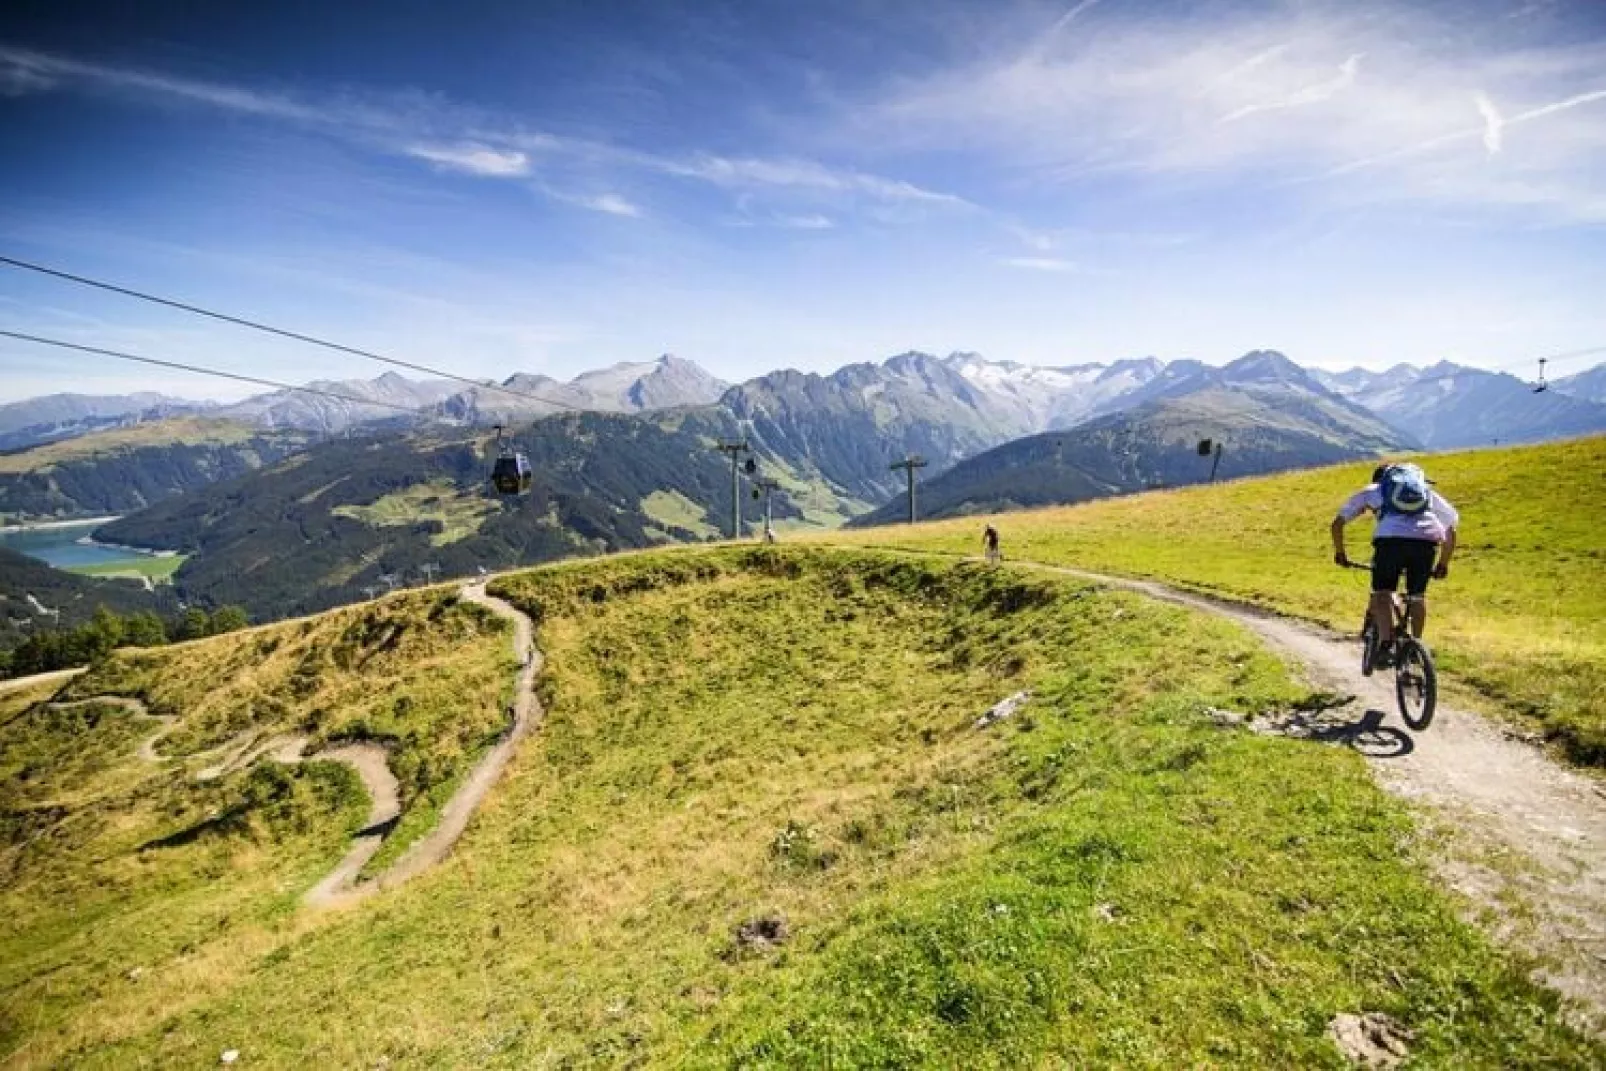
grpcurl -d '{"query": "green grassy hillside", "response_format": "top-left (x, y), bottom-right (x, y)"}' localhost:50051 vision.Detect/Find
top-left (1, 548), bottom-right (1597, 1065)
top-left (1, 588), bottom-right (514, 1066)
top-left (0, 418), bottom-right (312, 523)
top-left (823, 436), bottom-right (1606, 764)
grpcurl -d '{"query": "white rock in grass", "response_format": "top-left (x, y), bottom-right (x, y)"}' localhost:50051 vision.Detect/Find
top-left (220, 1051), bottom-right (239, 1065)
top-left (975, 690), bottom-right (1031, 729)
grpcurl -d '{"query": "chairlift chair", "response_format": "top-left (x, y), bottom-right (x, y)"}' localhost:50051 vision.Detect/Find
top-left (488, 425), bottom-right (533, 495)
top-left (1532, 358), bottom-right (1549, 394)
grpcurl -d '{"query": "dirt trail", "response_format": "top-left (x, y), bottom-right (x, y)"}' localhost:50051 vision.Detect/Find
top-left (1012, 559), bottom-right (1606, 1028)
top-left (39, 702), bottom-right (402, 907)
top-left (0, 666), bottom-right (85, 695)
top-left (22, 580), bottom-right (543, 910)
top-left (45, 696), bottom-right (176, 762)
top-left (290, 740), bottom-right (401, 908)
top-left (357, 581), bottom-right (544, 897)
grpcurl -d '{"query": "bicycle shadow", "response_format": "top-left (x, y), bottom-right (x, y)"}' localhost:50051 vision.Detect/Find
top-left (1251, 696), bottom-right (1415, 759)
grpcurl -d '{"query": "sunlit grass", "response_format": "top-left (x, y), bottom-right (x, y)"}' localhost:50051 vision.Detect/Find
top-left (64, 554), bottom-right (186, 582)
top-left (0, 419), bottom-right (270, 475)
top-left (331, 479), bottom-right (500, 547)
top-left (818, 436), bottom-right (1606, 764)
top-left (3, 548), bottom-right (1594, 1066)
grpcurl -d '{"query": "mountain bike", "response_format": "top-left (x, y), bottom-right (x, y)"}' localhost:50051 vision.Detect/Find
top-left (1345, 562), bottom-right (1437, 731)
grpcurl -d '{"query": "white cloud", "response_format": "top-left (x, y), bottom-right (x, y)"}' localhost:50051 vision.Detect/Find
top-left (855, 1), bottom-right (1606, 222)
top-left (656, 153), bottom-right (967, 206)
top-left (407, 143), bottom-right (530, 177)
top-left (1475, 92), bottom-right (1505, 154)
top-left (775, 213), bottom-right (835, 229)
top-left (568, 192), bottom-right (643, 217)
top-left (998, 256), bottom-right (1078, 272)
top-left (0, 44), bottom-right (964, 218)
top-left (0, 45), bottom-right (328, 123)
top-left (1219, 53), bottom-right (1363, 123)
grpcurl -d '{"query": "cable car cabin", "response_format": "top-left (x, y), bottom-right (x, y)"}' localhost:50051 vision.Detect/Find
top-left (491, 452), bottom-right (533, 495)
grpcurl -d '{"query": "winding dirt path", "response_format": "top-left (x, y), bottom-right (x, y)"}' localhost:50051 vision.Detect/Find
top-left (1005, 558), bottom-right (1606, 1029)
top-left (355, 581), bottom-right (544, 897)
top-left (40, 694), bottom-right (400, 905)
top-left (44, 696), bottom-right (176, 762)
top-left (25, 580), bottom-right (542, 910)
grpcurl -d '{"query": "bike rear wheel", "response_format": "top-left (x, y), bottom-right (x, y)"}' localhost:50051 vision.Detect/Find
top-left (1395, 638), bottom-right (1437, 731)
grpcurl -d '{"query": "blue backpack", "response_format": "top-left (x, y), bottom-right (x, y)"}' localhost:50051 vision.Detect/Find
top-left (1378, 463), bottom-right (1431, 516)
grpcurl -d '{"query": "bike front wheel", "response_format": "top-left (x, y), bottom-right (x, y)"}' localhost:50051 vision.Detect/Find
top-left (1395, 639), bottom-right (1437, 731)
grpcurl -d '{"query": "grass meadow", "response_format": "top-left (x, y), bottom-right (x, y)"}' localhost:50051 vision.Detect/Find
top-left (2, 548), bottom-right (1595, 1065)
top-left (821, 436), bottom-right (1606, 765)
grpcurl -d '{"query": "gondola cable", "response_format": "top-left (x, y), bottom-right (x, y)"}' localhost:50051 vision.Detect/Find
top-left (0, 329), bottom-right (429, 417)
top-left (0, 253), bottom-right (589, 415)
top-left (0, 328), bottom-right (533, 495)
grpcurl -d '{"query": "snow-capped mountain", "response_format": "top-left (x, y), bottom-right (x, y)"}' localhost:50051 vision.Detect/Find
top-left (0, 392), bottom-right (213, 451)
top-left (942, 352), bottom-right (1167, 431)
top-left (1554, 363), bottom-right (1606, 405)
top-left (217, 371), bottom-right (461, 432)
top-left (442, 355), bottom-right (728, 425)
top-left (1320, 361), bottom-right (1606, 449)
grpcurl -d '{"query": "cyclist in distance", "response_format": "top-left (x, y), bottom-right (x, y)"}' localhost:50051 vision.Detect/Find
top-left (1331, 462), bottom-right (1459, 667)
top-left (982, 524), bottom-right (1001, 565)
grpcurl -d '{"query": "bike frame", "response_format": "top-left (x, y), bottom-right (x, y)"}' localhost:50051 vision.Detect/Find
top-left (1343, 560), bottom-right (1437, 730)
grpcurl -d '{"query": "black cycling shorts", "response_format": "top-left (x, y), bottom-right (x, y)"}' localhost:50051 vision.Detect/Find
top-left (1372, 537), bottom-right (1437, 596)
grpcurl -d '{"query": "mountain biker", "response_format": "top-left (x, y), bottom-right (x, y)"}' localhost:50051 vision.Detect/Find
top-left (1331, 462), bottom-right (1459, 666)
top-left (982, 524), bottom-right (1001, 565)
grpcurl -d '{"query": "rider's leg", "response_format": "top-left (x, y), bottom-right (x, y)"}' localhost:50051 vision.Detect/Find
top-left (1370, 539), bottom-right (1409, 647)
top-left (1406, 595), bottom-right (1427, 638)
top-left (1369, 590), bottom-right (1397, 644)
top-left (1401, 540), bottom-right (1435, 639)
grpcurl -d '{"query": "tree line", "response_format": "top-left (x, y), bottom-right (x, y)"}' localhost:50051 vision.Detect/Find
top-left (0, 604), bottom-right (249, 678)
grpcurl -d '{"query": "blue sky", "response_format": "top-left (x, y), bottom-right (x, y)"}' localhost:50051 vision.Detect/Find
top-left (2, 0), bottom-right (1604, 402)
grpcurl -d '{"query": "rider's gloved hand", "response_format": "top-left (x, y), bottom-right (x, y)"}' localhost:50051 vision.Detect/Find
top-left (1333, 551), bottom-right (1350, 568)
top-left (1432, 562), bottom-right (1449, 580)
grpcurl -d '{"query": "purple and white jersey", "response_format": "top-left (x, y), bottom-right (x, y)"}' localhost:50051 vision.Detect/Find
top-left (1337, 484), bottom-right (1460, 543)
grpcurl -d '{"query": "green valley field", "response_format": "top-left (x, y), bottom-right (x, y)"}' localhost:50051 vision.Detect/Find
top-left (824, 436), bottom-right (1606, 766)
top-left (1, 547), bottom-right (1600, 1066)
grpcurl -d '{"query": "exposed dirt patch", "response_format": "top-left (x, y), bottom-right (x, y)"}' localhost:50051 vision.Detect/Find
top-left (733, 913), bottom-right (791, 954)
top-left (1327, 1011), bottom-right (1412, 1068)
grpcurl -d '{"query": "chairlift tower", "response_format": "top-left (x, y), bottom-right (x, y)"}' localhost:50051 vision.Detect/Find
top-left (889, 455), bottom-right (928, 524)
top-left (1196, 438), bottom-right (1224, 482)
top-left (714, 439), bottom-right (751, 539)
top-left (419, 562), bottom-right (440, 585)
top-left (752, 477), bottom-right (781, 540)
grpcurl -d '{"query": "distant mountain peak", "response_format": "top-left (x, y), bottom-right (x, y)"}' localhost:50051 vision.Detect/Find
top-left (1224, 350), bottom-right (1304, 379)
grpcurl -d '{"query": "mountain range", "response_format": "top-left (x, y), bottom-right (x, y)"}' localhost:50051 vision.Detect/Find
top-left (853, 351), bottom-right (1411, 524)
top-left (0, 392), bottom-right (206, 452)
top-left (3, 345), bottom-right (1604, 640)
top-left (0, 356), bottom-right (730, 451)
top-left (1313, 361), bottom-right (1606, 450)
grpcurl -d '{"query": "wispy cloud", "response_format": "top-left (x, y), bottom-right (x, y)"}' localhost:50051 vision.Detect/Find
top-left (775, 213), bottom-right (835, 229)
top-left (563, 192), bottom-right (643, 217)
top-left (997, 256), bottom-right (1078, 272)
top-left (1219, 53), bottom-right (1362, 123)
top-left (1475, 92), bottom-right (1505, 154)
top-left (854, 1), bottom-right (1606, 222)
top-left (654, 154), bottom-right (967, 206)
top-left (0, 44), bottom-right (964, 220)
top-left (408, 143), bottom-right (530, 177)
